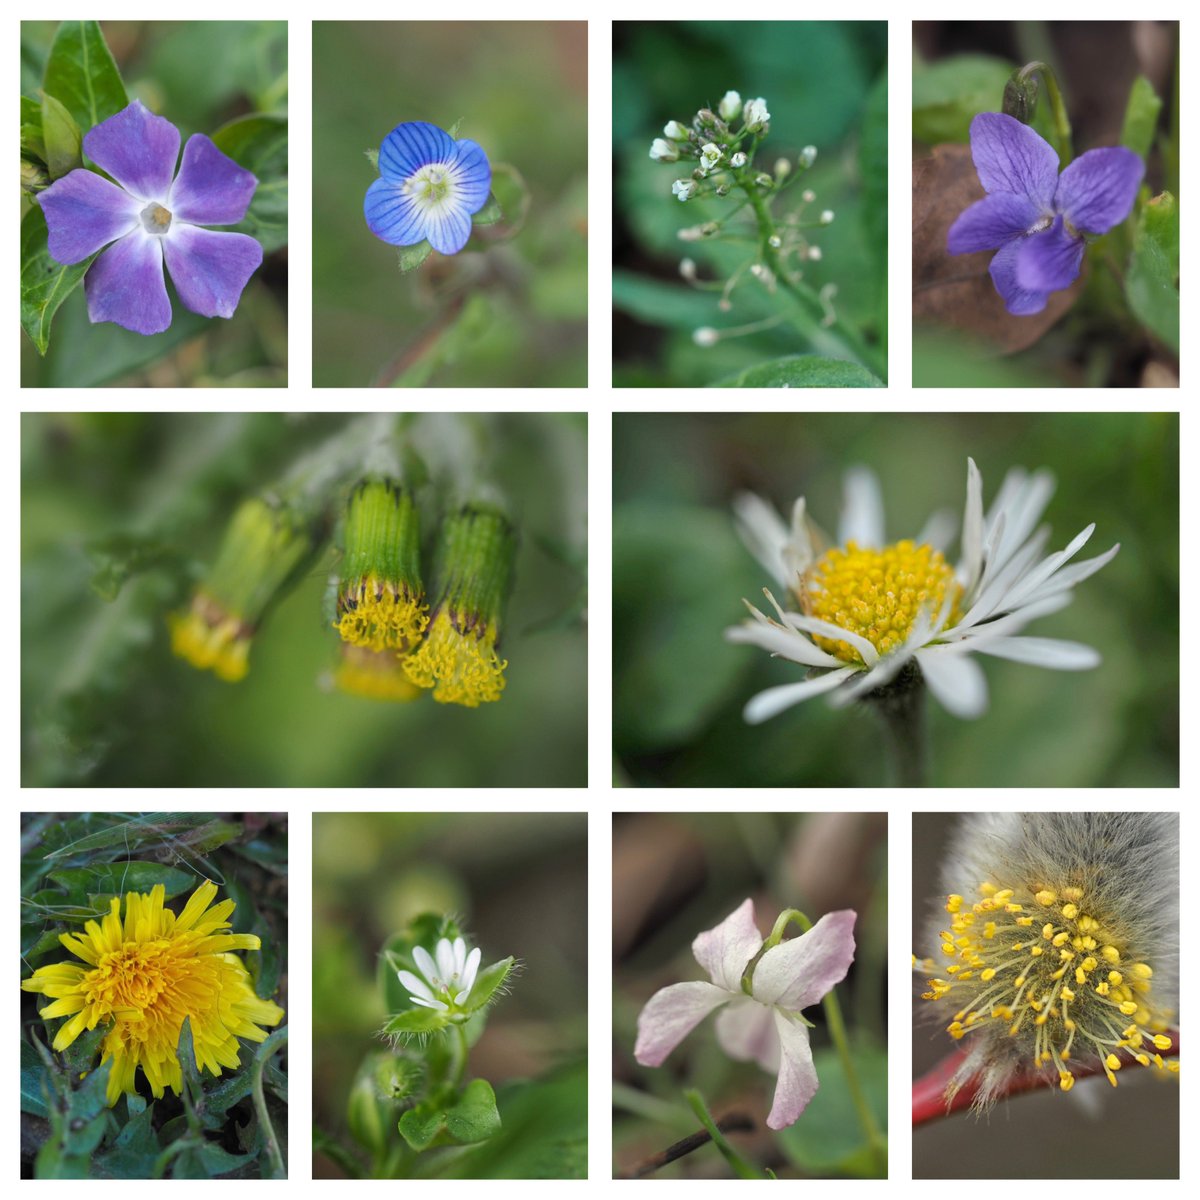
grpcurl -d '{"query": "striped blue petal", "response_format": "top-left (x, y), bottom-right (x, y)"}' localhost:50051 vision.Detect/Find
top-left (378, 122), bottom-right (455, 183)
top-left (449, 139), bottom-right (492, 213)
top-left (424, 204), bottom-right (472, 256)
top-left (363, 178), bottom-right (428, 246)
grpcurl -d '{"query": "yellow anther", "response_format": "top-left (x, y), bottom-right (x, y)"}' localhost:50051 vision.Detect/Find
top-left (993, 1005), bottom-right (1013, 1020)
top-left (1080, 936), bottom-right (1097, 951)
top-left (1119, 1001), bottom-right (1139, 1016)
top-left (1052, 932), bottom-right (1070, 947)
top-left (941, 942), bottom-right (955, 955)
top-left (1152, 1034), bottom-right (1172, 1051)
top-left (1042, 923), bottom-right (1055, 940)
top-left (1063, 1019), bottom-right (1076, 1032)
top-left (992, 889), bottom-right (1014, 904)
top-left (1081, 956), bottom-right (1097, 973)
top-left (1130, 963), bottom-right (1153, 979)
top-left (1035, 889), bottom-right (1057, 906)
top-left (1101, 945), bottom-right (1120, 965)
top-left (1059, 1071), bottom-right (1075, 1092)
top-left (1035, 1013), bottom-right (1048, 1025)
top-left (983, 922), bottom-right (996, 939)
top-left (1061, 986), bottom-right (1075, 1001)
top-left (1016, 916), bottom-right (1034, 927)
top-left (1061, 903), bottom-right (1078, 920)
top-left (946, 895), bottom-right (963, 914)
top-left (1058, 949), bottom-right (1074, 961)
top-left (1050, 967), bottom-right (1067, 981)
top-left (1105, 1053), bottom-right (1122, 1071)
top-left (1005, 903), bottom-right (1024, 913)
top-left (1075, 968), bottom-right (1086, 985)
top-left (1014, 976), bottom-right (1026, 988)
top-left (1095, 982), bottom-right (1110, 996)
top-left (1062, 886), bottom-right (1084, 902)
top-left (1108, 971), bottom-right (1123, 986)
top-left (1078, 916), bottom-right (1100, 933)
top-left (981, 968), bottom-right (997, 981)
top-left (1136, 1054), bottom-right (1150, 1066)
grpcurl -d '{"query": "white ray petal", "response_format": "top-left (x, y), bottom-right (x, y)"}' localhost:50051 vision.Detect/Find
top-left (958, 457), bottom-right (984, 593)
top-left (915, 647), bottom-right (989, 718)
top-left (1013, 543), bottom-right (1120, 607)
top-left (725, 620), bottom-right (846, 669)
top-left (969, 636), bottom-right (1101, 670)
top-left (743, 668), bottom-right (858, 724)
top-left (998, 523), bottom-right (1095, 611)
top-left (839, 466), bottom-right (885, 548)
top-left (781, 613), bottom-right (880, 667)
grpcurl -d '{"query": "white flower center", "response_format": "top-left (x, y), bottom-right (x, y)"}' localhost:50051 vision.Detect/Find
top-left (404, 163), bottom-right (457, 211)
top-left (140, 202), bottom-right (172, 235)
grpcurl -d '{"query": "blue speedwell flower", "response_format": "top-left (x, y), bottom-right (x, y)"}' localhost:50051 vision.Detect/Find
top-left (38, 101), bottom-right (263, 337)
top-left (946, 113), bottom-right (1143, 316)
top-left (364, 121), bottom-right (491, 256)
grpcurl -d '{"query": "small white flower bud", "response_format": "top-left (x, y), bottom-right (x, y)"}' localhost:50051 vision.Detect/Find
top-left (718, 91), bottom-right (742, 122)
top-left (802, 188), bottom-right (816, 203)
top-left (699, 143), bottom-right (722, 172)
top-left (696, 108), bottom-right (718, 127)
top-left (729, 151), bottom-right (748, 169)
top-left (677, 226), bottom-right (703, 242)
top-left (750, 263), bottom-right (765, 279)
top-left (701, 222), bottom-right (719, 236)
top-left (808, 245), bottom-right (822, 261)
top-left (743, 98), bottom-right (771, 132)
top-left (693, 326), bottom-right (720, 347)
top-left (800, 145), bottom-right (817, 168)
top-left (820, 210), bottom-right (835, 225)
top-left (672, 179), bottom-right (696, 202)
top-left (715, 184), bottom-right (730, 196)
top-left (774, 158), bottom-right (791, 179)
top-left (664, 120), bottom-right (689, 140)
top-left (768, 234), bottom-right (782, 249)
top-left (755, 173), bottom-right (773, 189)
top-left (679, 258), bottom-right (697, 281)
top-left (649, 138), bottom-right (679, 162)
top-left (718, 298), bottom-right (732, 312)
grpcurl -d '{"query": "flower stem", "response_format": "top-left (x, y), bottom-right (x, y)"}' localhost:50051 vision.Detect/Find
top-left (1015, 61), bottom-right (1073, 163)
top-left (252, 1025), bottom-right (288, 1179)
top-left (682, 1089), bottom-right (764, 1180)
top-left (761, 910), bottom-right (886, 1176)
top-left (451, 1023), bottom-right (470, 1088)
top-left (863, 661), bottom-right (927, 787)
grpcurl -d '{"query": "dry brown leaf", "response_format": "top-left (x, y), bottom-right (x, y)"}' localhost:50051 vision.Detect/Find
top-left (913, 143), bottom-right (1083, 354)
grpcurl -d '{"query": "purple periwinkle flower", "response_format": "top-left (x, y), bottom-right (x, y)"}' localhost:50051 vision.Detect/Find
top-left (364, 121), bottom-right (491, 256)
top-left (38, 101), bottom-right (263, 336)
top-left (946, 112), bottom-right (1143, 316)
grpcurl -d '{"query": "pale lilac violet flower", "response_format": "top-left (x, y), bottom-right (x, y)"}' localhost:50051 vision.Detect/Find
top-left (946, 113), bottom-right (1143, 315)
top-left (364, 121), bottom-right (491, 256)
top-left (634, 899), bottom-right (856, 1129)
top-left (37, 101), bottom-right (263, 336)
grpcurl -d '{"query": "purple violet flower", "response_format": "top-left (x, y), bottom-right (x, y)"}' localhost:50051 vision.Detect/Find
top-left (946, 112), bottom-right (1143, 316)
top-left (38, 101), bottom-right (264, 336)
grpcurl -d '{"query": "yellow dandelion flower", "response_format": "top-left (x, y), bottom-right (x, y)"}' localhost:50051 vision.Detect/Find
top-left (21, 880), bottom-right (284, 1107)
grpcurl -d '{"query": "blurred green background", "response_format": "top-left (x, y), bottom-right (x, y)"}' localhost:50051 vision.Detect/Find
top-left (912, 21), bottom-right (1179, 387)
top-left (613, 812), bottom-right (887, 1178)
top-left (312, 22), bottom-right (587, 387)
top-left (613, 21), bottom-right (887, 386)
top-left (613, 412), bottom-right (1179, 788)
top-left (20, 20), bottom-right (288, 387)
top-left (912, 813), bottom-right (1178, 1178)
top-left (21, 412), bottom-right (587, 788)
top-left (313, 812), bottom-right (587, 1178)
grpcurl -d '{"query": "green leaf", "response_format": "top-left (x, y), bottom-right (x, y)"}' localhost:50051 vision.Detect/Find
top-left (365, 147), bottom-right (379, 170)
top-left (1120, 76), bottom-right (1162, 160)
top-left (383, 1008), bottom-right (450, 1037)
top-left (177, 1017), bottom-right (203, 1106)
top-left (210, 113), bottom-right (288, 254)
top-left (397, 1101), bottom-right (444, 1152)
top-left (912, 54), bottom-right (1014, 144)
top-left (43, 813), bottom-right (242, 867)
top-left (859, 67), bottom-right (888, 327)
top-left (21, 94), bottom-right (46, 161)
top-left (47, 861), bottom-right (195, 903)
top-left (41, 90), bottom-right (82, 179)
top-left (447, 117), bottom-right (465, 140)
top-left (445, 1078), bottom-right (501, 1143)
top-left (472, 192), bottom-right (503, 226)
top-left (21, 1038), bottom-right (50, 1118)
top-left (20, 203), bottom-right (96, 355)
top-left (397, 240), bottom-right (433, 272)
top-left (612, 269), bottom-right (723, 332)
top-left (464, 956), bottom-right (515, 1012)
top-left (1126, 191), bottom-right (1179, 355)
top-left (776, 1042), bottom-right (888, 1175)
top-left (714, 355), bottom-right (884, 388)
top-left (43, 21), bottom-right (128, 133)
top-left (94, 1099), bottom-right (160, 1178)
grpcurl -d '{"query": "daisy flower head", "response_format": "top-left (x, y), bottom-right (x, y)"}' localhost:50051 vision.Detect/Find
top-left (635, 899), bottom-right (856, 1130)
top-left (21, 880), bottom-right (284, 1107)
top-left (364, 121), bottom-right (491, 256)
top-left (726, 457), bottom-right (1118, 725)
top-left (37, 100), bottom-right (263, 336)
top-left (916, 812), bottom-right (1178, 1110)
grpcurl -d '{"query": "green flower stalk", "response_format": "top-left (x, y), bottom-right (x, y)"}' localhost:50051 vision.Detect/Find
top-left (333, 478), bottom-right (428, 653)
top-left (404, 505), bottom-right (516, 708)
top-left (168, 496), bottom-right (313, 681)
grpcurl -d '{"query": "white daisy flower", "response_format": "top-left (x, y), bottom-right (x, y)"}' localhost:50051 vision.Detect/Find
top-left (725, 458), bottom-right (1119, 724)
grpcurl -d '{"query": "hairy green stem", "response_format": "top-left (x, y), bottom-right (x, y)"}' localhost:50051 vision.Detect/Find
top-left (251, 1026), bottom-right (288, 1179)
top-left (451, 1023), bottom-right (469, 1088)
top-left (863, 662), bottom-right (928, 787)
top-left (1016, 61), bottom-right (1073, 162)
top-left (683, 1089), bottom-right (763, 1180)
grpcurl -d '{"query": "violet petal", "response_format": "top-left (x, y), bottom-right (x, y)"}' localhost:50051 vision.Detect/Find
top-left (168, 134), bottom-right (258, 225)
top-left (715, 995), bottom-right (780, 1071)
top-left (691, 898), bottom-right (764, 993)
top-left (1055, 145), bottom-right (1144, 235)
top-left (363, 179), bottom-right (425, 245)
top-left (378, 121), bottom-right (456, 183)
top-left (83, 101), bottom-right (180, 202)
top-left (988, 239), bottom-right (1050, 316)
top-left (38, 168), bottom-right (139, 264)
top-left (947, 192), bottom-right (1043, 254)
top-left (751, 910), bottom-right (857, 1011)
top-left (448, 138), bottom-right (492, 213)
top-left (163, 226), bottom-right (263, 319)
top-left (1014, 215), bottom-right (1085, 293)
top-left (969, 112), bottom-right (1059, 208)
top-left (84, 230), bottom-right (172, 335)
top-left (633, 981), bottom-right (732, 1067)
top-left (767, 1011), bottom-right (819, 1130)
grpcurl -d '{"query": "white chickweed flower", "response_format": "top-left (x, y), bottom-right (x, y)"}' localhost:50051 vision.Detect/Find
top-left (664, 120), bottom-right (689, 140)
top-left (743, 97), bottom-right (771, 131)
top-left (725, 457), bottom-right (1120, 724)
top-left (398, 936), bottom-right (482, 1013)
top-left (692, 326), bottom-right (720, 347)
top-left (918, 812), bottom-right (1179, 1110)
top-left (672, 179), bottom-right (697, 202)
top-left (719, 90), bottom-right (743, 121)
top-left (700, 143), bottom-right (722, 172)
top-left (650, 138), bottom-right (679, 162)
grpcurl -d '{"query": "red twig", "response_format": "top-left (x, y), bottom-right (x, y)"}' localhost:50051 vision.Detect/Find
top-left (912, 1030), bottom-right (1180, 1127)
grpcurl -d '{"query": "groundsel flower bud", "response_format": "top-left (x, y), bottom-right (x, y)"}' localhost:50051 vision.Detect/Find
top-left (649, 138), bottom-right (679, 162)
top-left (730, 151), bottom-right (748, 169)
top-left (718, 90), bottom-right (742, 121)
top-left (672, 179), bottom-right (696, 202)
top-left (692, 326), bottom-right (720, 347)
top-left (743, 98), bottom-right (770, 131)
top-left (917, 812), bottom-right (1179, 1112)
top-left (664, 120), bottom-right (689, 140)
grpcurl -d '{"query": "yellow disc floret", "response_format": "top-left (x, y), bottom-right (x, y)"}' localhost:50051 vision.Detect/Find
top-left (334, 643), bottom-right (423, 702)
top-left (168, 592), bottom-right (252, 682)
top-left (334, 573), bottom-right (429, 652)
top-left (920, 880), bottom-right (1177, 1094)
top-left (804, 539), bottom-right (962, 663)
top-left (403, 608), bottom-right (506, 707)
